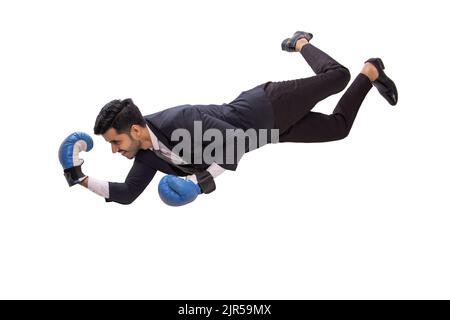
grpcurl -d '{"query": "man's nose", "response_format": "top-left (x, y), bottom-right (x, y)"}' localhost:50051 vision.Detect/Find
top-left (112, 144), bottom-right (119, 153)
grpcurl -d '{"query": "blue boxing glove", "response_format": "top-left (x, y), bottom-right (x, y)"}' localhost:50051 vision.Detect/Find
top-left (158, 175), bottom-right (202, 206)
top-left (58, 132), bottom-right (94, 186)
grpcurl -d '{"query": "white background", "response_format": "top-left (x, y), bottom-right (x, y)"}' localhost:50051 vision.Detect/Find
top-left (0, 0), bottom-right (449, 299)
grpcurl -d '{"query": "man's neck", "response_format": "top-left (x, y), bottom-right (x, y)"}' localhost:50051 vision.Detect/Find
top-left (141, 124), bottom-right (154, 150)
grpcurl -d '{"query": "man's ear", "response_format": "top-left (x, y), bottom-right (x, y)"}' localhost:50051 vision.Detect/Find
top-left (129, 125), bottom-right (141, 139)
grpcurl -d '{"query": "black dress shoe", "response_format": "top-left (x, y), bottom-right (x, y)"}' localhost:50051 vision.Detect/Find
top-left (281, 31), bottom-right (313, 52)
top-left (365, 57), bottom-right (398, 106)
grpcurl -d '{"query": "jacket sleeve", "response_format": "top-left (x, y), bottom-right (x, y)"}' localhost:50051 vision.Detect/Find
top-left (105, 159), bottom-right (157, 205)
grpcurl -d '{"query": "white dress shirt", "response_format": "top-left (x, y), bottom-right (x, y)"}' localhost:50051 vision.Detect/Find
top-left (146, 125), bottom-right (225, 183)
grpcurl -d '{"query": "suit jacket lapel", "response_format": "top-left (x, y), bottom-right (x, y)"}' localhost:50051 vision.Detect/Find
top-left (145, 115), bottom-right (208, 174)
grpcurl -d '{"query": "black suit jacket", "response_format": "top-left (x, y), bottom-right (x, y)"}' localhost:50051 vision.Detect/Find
top-left (106, 82), bottom-right (275, 204)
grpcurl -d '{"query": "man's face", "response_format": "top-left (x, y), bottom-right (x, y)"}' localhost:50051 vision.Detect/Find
top-left (103, 127), bottom-right (141, 159)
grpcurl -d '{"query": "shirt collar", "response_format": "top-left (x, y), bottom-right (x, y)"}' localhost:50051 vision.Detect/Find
top-left (146, 124), bottom-right (160, 151)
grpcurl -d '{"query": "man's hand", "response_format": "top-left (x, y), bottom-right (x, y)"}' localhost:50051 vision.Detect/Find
top-left (58, 132), bottom-right (93, 187)
top-left (158, 175), bottom-right (202, 206)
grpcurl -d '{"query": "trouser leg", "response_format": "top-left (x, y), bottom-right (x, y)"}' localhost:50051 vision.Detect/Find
top-left (264, 43), bottom-right (351, 135)
top-left (278, 73), bottom-right (373, 142)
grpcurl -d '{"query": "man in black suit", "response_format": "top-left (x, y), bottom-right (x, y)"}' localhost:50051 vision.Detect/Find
top-left (60, 31), bottom-right (397, 205)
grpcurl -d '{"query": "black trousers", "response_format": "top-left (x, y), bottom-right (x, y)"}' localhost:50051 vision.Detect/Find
top-left (263, 43), bottom-right (373, 142)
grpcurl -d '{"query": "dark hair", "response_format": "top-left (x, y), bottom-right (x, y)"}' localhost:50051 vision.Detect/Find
top-left (94, 98), bottom-right (146, 135)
